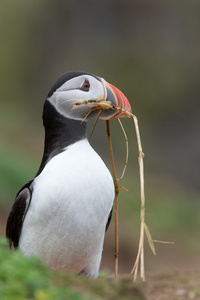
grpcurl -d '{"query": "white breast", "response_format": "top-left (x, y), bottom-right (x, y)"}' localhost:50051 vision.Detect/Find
top-left (19, 139), bottom-right (114, 276)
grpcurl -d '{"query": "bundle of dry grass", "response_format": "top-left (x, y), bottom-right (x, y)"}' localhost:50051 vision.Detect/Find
top-left (73, 99), bottom-right (156, 281)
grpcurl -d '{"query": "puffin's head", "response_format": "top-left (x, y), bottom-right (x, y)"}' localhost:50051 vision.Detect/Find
top-left (46, 71), bottom-right (132, 121)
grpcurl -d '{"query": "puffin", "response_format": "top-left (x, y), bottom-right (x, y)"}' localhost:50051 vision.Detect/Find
top-left (6, 71), bottom-right (132, 277)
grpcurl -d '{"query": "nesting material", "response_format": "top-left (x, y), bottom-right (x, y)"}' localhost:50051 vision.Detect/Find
top-left (73, 99), bottom-right (156, 281)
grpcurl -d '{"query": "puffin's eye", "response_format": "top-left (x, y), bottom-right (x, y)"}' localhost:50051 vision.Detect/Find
top-left (80, 80), bottom-right (90, 91)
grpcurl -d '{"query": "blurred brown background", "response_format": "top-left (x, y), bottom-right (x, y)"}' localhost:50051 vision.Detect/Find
top-left (0, 0), bottom-right (200, 276)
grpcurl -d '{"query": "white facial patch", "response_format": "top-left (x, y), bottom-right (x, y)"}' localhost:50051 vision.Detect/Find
top-left (48, 75), bottom-right (105, 120)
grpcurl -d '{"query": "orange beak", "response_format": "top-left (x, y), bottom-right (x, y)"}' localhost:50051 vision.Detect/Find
top-left (99, 79), bottom-right (132, 120)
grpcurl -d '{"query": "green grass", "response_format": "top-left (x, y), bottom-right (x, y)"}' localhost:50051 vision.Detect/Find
top-left (0, 239), bottom-right (144, 300)
top-left (0, 239), bottom-right (93, 300)
top-left (1, 236), bottom-right (200, 300)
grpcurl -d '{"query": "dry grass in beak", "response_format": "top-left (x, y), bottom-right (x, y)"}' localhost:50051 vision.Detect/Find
top-left (72, 99), bottom-right (156, 281)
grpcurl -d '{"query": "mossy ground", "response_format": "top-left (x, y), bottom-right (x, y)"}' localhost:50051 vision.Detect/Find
top-left (0, 239), bottom-right (144, 300)
top-left (1, 239), bottom-right (200, 300)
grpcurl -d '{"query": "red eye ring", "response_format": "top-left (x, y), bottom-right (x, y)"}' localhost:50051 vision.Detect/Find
top-left (80, 79), bottom-right (90, 91)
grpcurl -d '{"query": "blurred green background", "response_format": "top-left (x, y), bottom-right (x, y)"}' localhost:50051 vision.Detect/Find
top-left (0, 0), bottom-right (200, 276)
